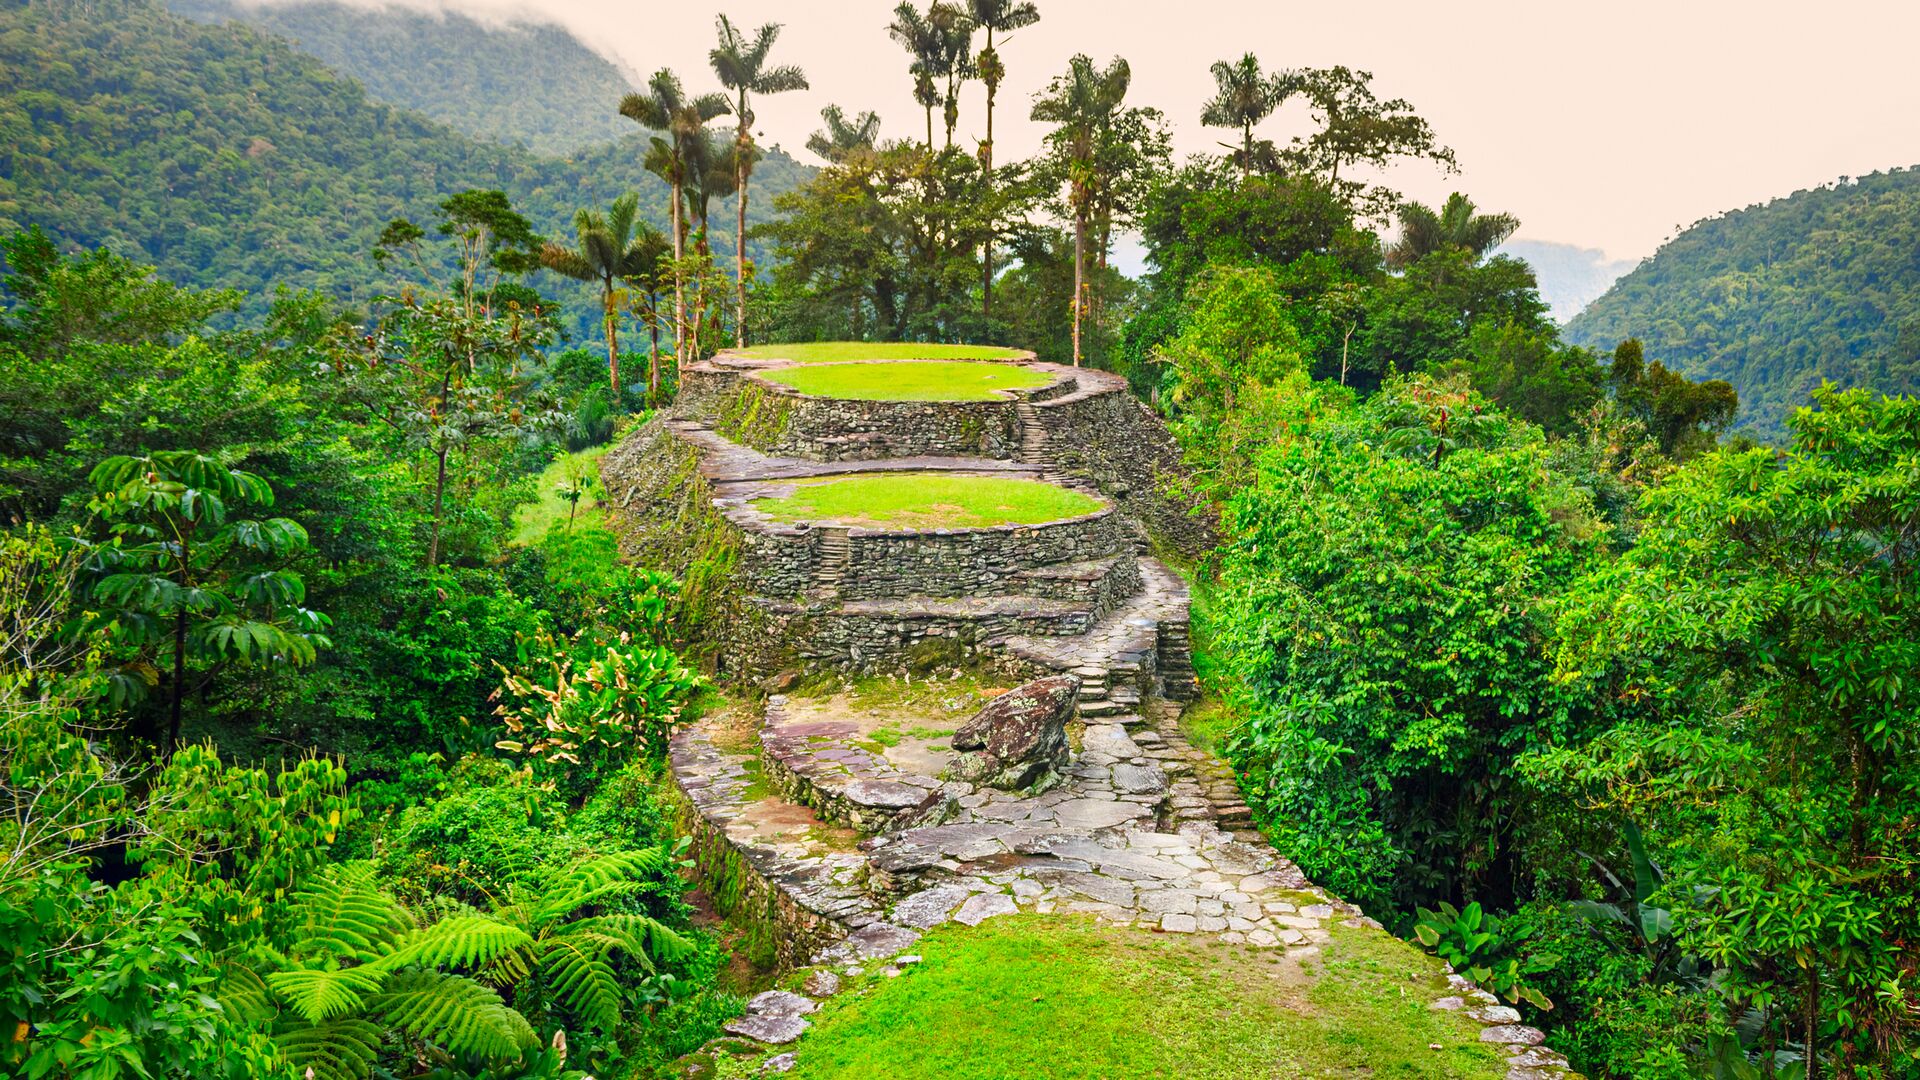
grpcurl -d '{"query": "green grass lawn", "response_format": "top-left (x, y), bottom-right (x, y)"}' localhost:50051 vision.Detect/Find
top-left (510, 445), bottom-right (609, 544)
top-left (758, 361), bottom-right (1053, 402)
top-left (772, 917), bottom-right (1511, 1080)
top-left (734, 341), bottom-right (1028, 363)
top-left (753, 474), bottom-right (1102, 530)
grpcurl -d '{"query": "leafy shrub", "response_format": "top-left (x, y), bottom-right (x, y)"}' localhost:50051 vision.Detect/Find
top-left (1412, 900), bottom-right (1559, 1010)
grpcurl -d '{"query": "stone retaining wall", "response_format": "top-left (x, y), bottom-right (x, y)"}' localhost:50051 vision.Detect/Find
top-left (1031, 382), bottom-right (1218, 558)
top-left (728, 505), bottom-right (1131, 602)
top-left (682, 362), bottom-right (1037, 461)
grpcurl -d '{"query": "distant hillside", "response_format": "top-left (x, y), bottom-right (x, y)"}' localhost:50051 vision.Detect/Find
top-left (1566, 169), bottom-right (1920, 440)
top-left (0, 0), bottom-right (810, 334)
top-left (166, 0), bottom-right (637, 156)
top-left (1499, 239), bottom-right (1636, 323)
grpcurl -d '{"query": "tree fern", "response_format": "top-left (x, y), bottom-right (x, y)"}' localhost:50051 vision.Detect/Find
top-left (372, 971), bottom-right (538, 1062)
top-left (267, 966), bottom-right (387, 1023)
top-left (376, 915), bottom-right (533, 974)
top-left (272, 1018), bottom-right (384, 1080)
top-left (288, 863), bottom-right (414, 962)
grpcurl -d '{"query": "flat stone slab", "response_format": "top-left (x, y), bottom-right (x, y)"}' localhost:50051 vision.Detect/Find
top-left (953, 892), bottom-right (1018, 925)
top-left (891, 884), bottom-right (976, 928)
top-left (843, 922), bottom-right (921, 959)
top-left (1053, 798), bottom-right (1152, 829)
top-left (724, 1014), bottom-right (810, 1044)
top-left (747, 990), bottom-right (819, 1017)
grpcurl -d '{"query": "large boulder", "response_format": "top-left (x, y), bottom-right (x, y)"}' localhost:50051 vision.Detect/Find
top-left (948, 675), bottom-right (1079, 792)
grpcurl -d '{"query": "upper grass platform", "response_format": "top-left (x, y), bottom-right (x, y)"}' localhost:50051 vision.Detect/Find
top-left (754, 473), bottom-right (1102, 530)
top-left (759, 361), bottom-right (1053, 402)
top-left (734, 341), bottom-right (1029, 363)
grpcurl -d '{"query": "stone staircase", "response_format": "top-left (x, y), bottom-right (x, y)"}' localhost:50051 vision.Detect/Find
top-left (813, 527), bottom-right (851, 599)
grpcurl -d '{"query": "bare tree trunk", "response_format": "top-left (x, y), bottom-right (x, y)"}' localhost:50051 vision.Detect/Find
top-left (428, 447), bottom-right (448, 568)
top-left (168, 609), bottom-right (185, 754)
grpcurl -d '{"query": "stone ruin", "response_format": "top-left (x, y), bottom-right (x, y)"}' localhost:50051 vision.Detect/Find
top-left (599, 346), bottom-right (1579, 1075)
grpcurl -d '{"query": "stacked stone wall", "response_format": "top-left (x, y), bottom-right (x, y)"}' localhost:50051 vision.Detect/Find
top-left (682, 364), bottom-right (1029, 461)
top-left (1033, 387), bottom-right (1218, 558)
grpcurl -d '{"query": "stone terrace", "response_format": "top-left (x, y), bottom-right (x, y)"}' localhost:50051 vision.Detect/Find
top-left (616, 347), bottom-right (1578, 1078)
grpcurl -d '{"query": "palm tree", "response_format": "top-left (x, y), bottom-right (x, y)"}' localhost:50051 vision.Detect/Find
top-left (969, 0), bottom-right (1040, 319)
top-left (537, 192), bottom-right (663, 399)
top-left (1387, 192), bottom-right (1520, 269)
top-left (620, 70), bottom-right (730, 368)
top-left (686, 132), bottom-right (741, 359)
top-left (806, 105), bottom-right (882, 164)
top-left (1033, 54), bottom-right (1130, 366)
top-left (710, 15), bottom-right (808, 350)
top-left (927, 3), bottom-right (975, 151)
top-left (1201, 53), bottom-right (1293, 181)
top-left (888, 3), bottom-right (942, 150)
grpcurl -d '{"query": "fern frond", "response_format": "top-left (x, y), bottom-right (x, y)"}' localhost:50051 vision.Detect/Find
top-left (534, 849), bottom-right (671, 922)
top-left (217, 961), bottom-right (278, 1025)
top-left (272, 1018), bottom-right (383, 1080)
top-left (375, 916), bottom-right (534, 973)
top-left (579, 913), bottom-right (695, 966)
top-left (289, 863), bottom-right (414, 962)
top-left (372, 971), bottom-right (537, 1061)
top-left (267, 966), bottom-right (387, 1023)
top-left (537, 935), bottom-right (625, 1031)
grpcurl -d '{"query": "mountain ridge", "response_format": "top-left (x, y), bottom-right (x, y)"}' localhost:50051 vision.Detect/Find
top-left (1565, 167), bottom-right (1920, 440)
top-left (164, 0), bottom-right (639, 156)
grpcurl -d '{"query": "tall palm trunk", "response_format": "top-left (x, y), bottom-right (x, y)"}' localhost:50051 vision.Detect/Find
top-left (1070, 192), bottom-right (1086, 367)
top-left (648, 297), bottom-right (661, 402)
top-left (981, 31), bottom-right (996, 321)
top-left (602, 283), bottom-right (621, 397)
top-left (670, 179), bottom-right (686, 368)
top-left (735, 146), bottom-right (749, 349)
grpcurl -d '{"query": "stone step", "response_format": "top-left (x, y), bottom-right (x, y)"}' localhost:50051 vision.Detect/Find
top-left (1078, 699), bottom-right (1127, 718)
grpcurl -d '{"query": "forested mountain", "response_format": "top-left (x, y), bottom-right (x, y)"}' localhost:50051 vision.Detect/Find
top-left (0, 0), bottom-right (811, 327)
top-left (1498, 239), bottom-right (1636, 323)
top-left (1566, 167), bottom-right (1920, 439)
top-left (165, 0), bottom-right (638, 155)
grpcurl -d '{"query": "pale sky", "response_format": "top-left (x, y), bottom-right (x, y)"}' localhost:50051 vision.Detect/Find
top-left (276, 0), bottom-right (1920, 260)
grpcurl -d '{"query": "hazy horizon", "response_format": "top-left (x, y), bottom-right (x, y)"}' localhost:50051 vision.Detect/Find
top-left (213, 0), bottom-right (1920, 261)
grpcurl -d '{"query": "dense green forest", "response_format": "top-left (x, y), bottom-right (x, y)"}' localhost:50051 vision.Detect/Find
top-left (1567, 168), bottom-right (1920, 440)
top-left (0, 0), bottom-right (812, 334)
top-left (166, 0), bottom-right (640, 155)
top-left (2, 4), bottom-right (1915, 1079)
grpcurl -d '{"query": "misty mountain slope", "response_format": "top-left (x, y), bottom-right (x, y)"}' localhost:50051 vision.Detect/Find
top-left (1565, 168), bottom-right (1920, 440)
top-left (0, 0), bottom-right (811, 332)
top-left (1499, 239), bottom-right (1636, 323)
top-left (166, 0), bottom-right (636, 155)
